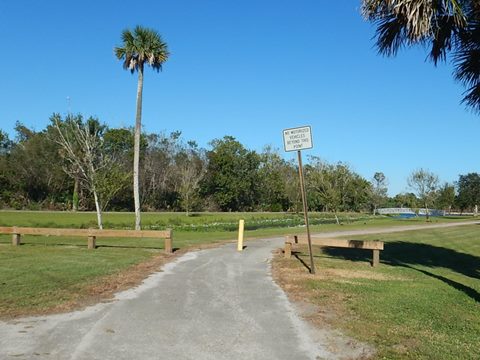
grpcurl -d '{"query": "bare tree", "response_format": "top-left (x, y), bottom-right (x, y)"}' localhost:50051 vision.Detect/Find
top-left (140, 132), bottom-right (181, 209)
top-left (51, 114), bottom-right (127, 229)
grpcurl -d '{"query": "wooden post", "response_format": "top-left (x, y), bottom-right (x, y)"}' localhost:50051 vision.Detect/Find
top-left (298, 151), bottom-right (315, 274)
top-left (165, 229), bottom-right (173, 254)
top-left (285, 240), bottom-right (292, 259)
top-left (372, 249), bottom-right (380, 267)
top-left (237, 219), bottom-right (245, 251)
top-left (12, 233), bottom-right (21, 246)
top-left (294, 235), bottom-right (298, 244)
top-left (88, 236), bottom-right (96, 249)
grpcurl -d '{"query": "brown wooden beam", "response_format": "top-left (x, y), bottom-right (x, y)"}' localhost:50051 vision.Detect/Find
top-left (285, 234), bottom-right (384, 268)
top-left (1, 227), bottom-right (173, 251)
top-left (0, 227), bottom-right (171, 239)
top-left (292, 236), bottom-right (384, 250)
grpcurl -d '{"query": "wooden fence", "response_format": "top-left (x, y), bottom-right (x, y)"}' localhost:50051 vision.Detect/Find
top-left (0, 226), bottom-right (173, 253)
top-left (284, 235), bottom-right (384, 267)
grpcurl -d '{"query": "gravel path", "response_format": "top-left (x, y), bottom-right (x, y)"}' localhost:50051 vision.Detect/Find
top-left (0, 239), bottom-right (337, 360)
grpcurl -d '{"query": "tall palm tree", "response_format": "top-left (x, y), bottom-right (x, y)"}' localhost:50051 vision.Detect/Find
top-left (115, 26), bottom-right (169, 230)
top-left (362, 1), bottom-right (480, 112)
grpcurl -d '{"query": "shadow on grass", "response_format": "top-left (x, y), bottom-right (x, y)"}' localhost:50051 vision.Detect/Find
top-left (323, 241), bottom-right (480, 279)
top-left (293, 251), bottom-right (312, 273)
top-left (320, 241), bottom-right (480, 302)
top-left (404, 265), bottom-right (480, 302)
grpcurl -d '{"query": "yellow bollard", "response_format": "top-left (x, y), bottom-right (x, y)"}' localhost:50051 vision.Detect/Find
top-left (237, 219), bottom-right (245, 251)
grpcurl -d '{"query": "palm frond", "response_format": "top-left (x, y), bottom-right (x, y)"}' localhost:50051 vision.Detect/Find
top-left (375, 14), bottom-right (408, 56)
top-left (461, 84), bottom-right (480, 112)
top-left (454, 20), bottom-right (480, 111)
top-left (363, 0), bottom-right (468, 54)
top-left (429, 14), bottom-right (458, 64)
top-left (363, 0), bottom-right (480, 112)
top-left (114, 25), bottom-right (169, 74)
top-left (114, 46), bottom-right (126, 60)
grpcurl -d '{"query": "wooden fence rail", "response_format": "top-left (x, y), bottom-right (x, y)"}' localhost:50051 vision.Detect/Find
top-left (0, 226), bottom-right (173, 253)
top-left (285, 235), bottom-right (384, 267)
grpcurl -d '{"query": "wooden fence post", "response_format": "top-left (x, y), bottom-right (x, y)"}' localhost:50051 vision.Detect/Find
top-left (372, 249), bottom-right (380, 267)
top-left (164, 229), bottom-right (173, 254)
top-left (88, 236), bottom-right (96, 249)
top-left (12, 233), bottom-right (21, 246)
top-left (285, 240), bottom-right (292, 259)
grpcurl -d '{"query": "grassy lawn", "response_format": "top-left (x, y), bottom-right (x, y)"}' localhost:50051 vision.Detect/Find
top-left (0, 210), bottom-right (477, 321)
top-left (273, 225), bottom-right (480, 359)
top-left (0, 241), bottom-right (156, 317)
top-left (0, 210), bottom-right (475, 241)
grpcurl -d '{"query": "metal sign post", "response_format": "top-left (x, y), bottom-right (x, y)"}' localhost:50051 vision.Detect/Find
top-left (283, 126), bottom-right (315, 274)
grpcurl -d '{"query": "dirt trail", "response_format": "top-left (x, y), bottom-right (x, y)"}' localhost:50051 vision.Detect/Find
top-left (0, 239), bottom-right (355, 360)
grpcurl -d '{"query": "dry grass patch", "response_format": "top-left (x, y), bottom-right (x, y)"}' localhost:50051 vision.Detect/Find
top-left (272, 249), bottom-right (375, 359)
top-left (272, 250), bottom-right (350, 324)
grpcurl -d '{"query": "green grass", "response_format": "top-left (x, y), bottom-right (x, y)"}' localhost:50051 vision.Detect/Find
top-left (0, 210), bottom-right (475, 244)
top-left (281, 225), bottom-right (480, 359)
top-left (0, 210), bottom-right (477, 321)
top-left (0, 241), bottom-right (155, 317)
top-left (1, 210), bottom-right (356, 229)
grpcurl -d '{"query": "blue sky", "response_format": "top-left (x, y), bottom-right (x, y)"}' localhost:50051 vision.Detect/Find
top-left (0, 0), bottom-right (478, 196)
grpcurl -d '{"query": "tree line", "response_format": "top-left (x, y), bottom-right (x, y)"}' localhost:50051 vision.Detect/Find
top-left (1, 116), bottom-right (479, 221)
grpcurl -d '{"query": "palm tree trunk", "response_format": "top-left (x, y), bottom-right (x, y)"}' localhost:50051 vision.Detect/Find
top-left (133, 66), bottom-right (144, 230)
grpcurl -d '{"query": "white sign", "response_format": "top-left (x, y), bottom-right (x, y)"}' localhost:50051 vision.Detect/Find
top-left (282, 126), bottom-right (313, 152)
